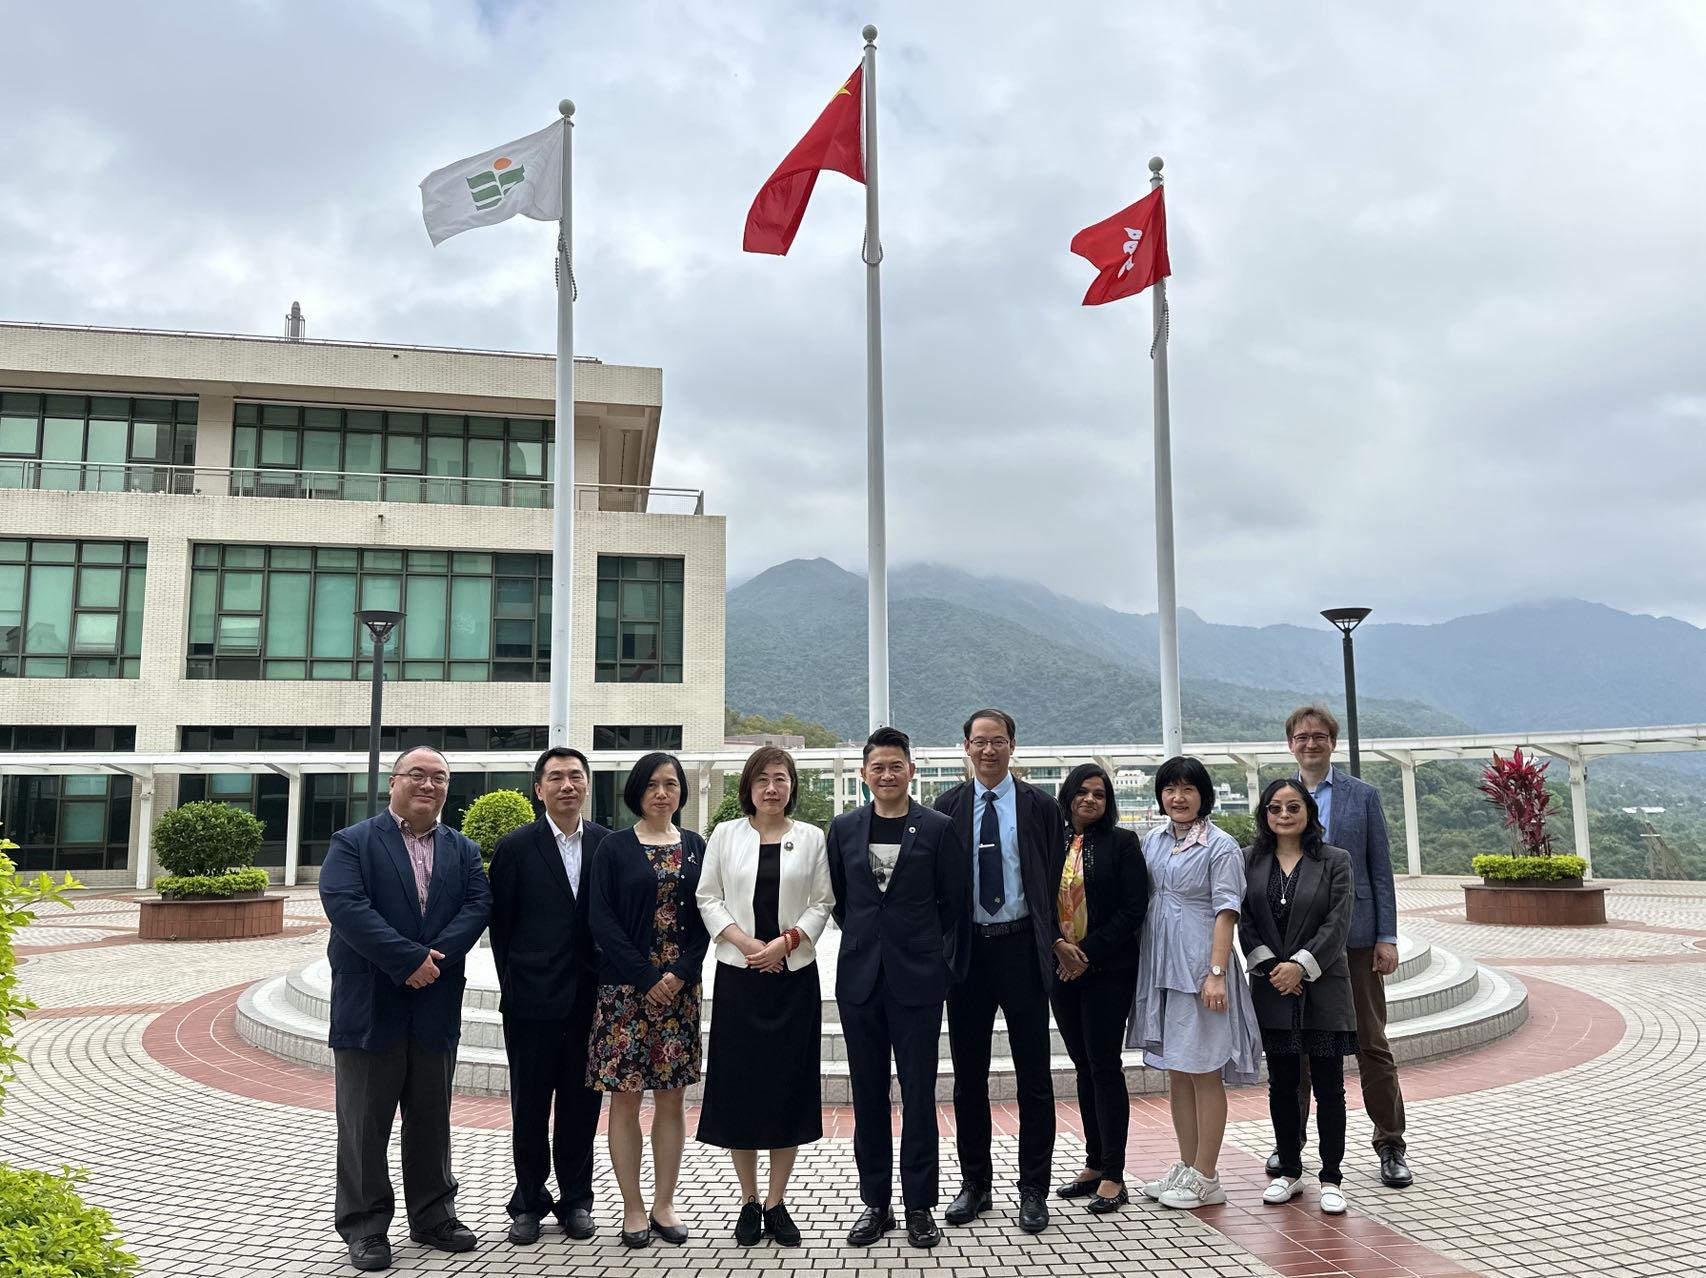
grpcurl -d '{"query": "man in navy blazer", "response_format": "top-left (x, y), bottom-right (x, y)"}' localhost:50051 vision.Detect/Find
top-left (826, 726), bottom-right (968, 1251)
top-left (1283, 705), bottom-right (1412, 1189)
top-left (319, 745), bottom-right (492, 1272)
top-left (488, 746), bottom-right (610, 1245)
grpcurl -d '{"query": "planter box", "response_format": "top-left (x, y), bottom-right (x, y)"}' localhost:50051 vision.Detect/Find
top-left (1480, 876), bottom-right (1583, 889)
top-left (1463, 882), bottom-right (1607, 926)
top-left (139, 894), bottom-right (286, 941)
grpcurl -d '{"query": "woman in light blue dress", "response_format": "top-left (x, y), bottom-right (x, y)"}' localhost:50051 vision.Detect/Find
top-left (1128, 756), bottom-right (1261, 1211)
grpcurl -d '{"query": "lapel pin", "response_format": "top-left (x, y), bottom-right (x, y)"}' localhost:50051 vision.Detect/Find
top-left (908, 826), bottom-right (916, 834)
top-left (784, 840), bottom-right (794, 851)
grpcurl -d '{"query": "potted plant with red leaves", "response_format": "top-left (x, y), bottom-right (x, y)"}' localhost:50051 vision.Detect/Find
top-left (1464, 749), bottom-right (1603, 924)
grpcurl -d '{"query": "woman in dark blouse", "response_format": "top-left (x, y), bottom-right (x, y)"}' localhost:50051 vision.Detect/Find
top-left (587, 753), bottom-right (709, 1248)
top-left (1048, 763), bottom-right (1149, 1213)
top-left (1239, 778), bottom-right (1357, 1215)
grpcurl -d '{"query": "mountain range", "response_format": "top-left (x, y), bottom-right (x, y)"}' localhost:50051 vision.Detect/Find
top-left (725, 558), bottom-right (1706, 747)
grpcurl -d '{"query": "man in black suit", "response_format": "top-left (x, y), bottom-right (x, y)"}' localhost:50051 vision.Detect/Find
top-left (935, 708), bottom-right (1060, 1234)
top-left (488, 746), bottom-right (612, 1245)
top-left (827, 726), bottom-right (969, 1250)
top-left (319, 745), bottom-right (492, 1273)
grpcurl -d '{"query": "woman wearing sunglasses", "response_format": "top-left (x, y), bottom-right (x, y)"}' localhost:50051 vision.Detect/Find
top-left (1240, 778), bottom-right (1357, 1214)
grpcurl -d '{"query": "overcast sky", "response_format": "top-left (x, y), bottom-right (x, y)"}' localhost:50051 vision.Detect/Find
top-left (3, 2), bottom-right (1703, 628)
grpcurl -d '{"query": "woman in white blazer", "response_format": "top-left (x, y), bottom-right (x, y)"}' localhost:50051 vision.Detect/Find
top-left (693, 746), bottom-right (832, 1248)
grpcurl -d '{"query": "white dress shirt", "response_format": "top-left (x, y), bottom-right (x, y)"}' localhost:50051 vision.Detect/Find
top-left (547, 814), bottom-right (584, 896)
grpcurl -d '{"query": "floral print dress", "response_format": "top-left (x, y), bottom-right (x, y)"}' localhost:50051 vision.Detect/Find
top-left (587, 841), bottom-right (704, 1091)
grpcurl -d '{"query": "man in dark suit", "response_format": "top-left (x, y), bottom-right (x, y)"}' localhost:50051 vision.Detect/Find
top-left (827, 726), bottom-right (968, 1251)
top-left (934, 708), bottom-right (1060, 1234)
top-left (319, 745), bottom-right (492, 1273)
top-left (1279, 704), bottom-right (1413, 1189)
top-left (488, 746), bottom-right (611, 1245)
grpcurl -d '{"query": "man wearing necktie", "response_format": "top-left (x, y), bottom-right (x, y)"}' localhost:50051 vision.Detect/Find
top-left (933, 709), bottom-right (1061, 1235)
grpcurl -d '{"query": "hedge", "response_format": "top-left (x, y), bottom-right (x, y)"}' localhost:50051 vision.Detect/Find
top-left (461, 790), bottom-right (536, 866)
top-left (0, 1164), bottom-right (137, 1278)
top-left (154, 868), bottom-right (271, 900)
top-left (1471, 853), bottom-right (1588, 882)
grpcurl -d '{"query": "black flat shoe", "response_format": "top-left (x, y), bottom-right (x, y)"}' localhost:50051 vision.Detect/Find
top-left (347, 1235), bottom-right (391, 1272)
top-left (734, 1200), bottom-right (763, 1246)
top-left (1378, 1145), bottom-right (1414, 1189)
top-left (1056, 1175), bottom-right (1100, 1199)
top-left (764, 1201), bottom-right (802, 1248)
top-left (1086, 1187), bottom-right (1129, 1214)
top-left (409, 1219), bottom-right (477, 1253)
top-left (620, 1226), bottom-right (652, 1249)
top-left (560, 1206), bottom-right (595, 1240)
top-left (506, 1211), bottom-right (541, 1245)
top-left (905, 1207), bottom-right (941, 1248)
top-left (648, 1215), bottom-right (689, 1245)
top-left (1017, 1189), bottom-right (1049, 1233)
top-left (846, 1205), bottom-right (894, 1246)
top-left (945, 1182), bottom-right (991, 1226)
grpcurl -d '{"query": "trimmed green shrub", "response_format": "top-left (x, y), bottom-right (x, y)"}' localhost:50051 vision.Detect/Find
top-left (154, 868), bottom-right (270, 901)
top-left (152, 802), bottom-right (264, 879)
top-left (704, 793), bottom-right (743, 836)
top-left (1472, 853), bottom-right (1588, 882)
top-left (461, 790), bottom-right (535, 866)
top-left (0, 1164), bottom-right (137, 1277)
top-left (1, 850), bottom-right (79, 1113)
top-left (1217, 812), bottom-right (1257, 849)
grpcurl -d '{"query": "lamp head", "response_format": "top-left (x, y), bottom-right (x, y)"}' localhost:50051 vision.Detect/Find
top-left (359, 609), bottom-right (402, 645)
top-left (1321, 606), bottom-right (1372, 636)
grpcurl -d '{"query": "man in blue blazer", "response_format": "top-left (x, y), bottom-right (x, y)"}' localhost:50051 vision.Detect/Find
top-left (1281, 705), bottom-right (1412, 1189)
top-left (488, 746), bottom-right (610, 1245)
top-left (827, 726), bottom-right (969, 1251)
top-left (319, 745), bottom-right (492, 1272)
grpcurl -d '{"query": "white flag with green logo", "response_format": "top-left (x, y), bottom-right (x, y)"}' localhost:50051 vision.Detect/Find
top-left (419, 120), bottom-right (563, 246)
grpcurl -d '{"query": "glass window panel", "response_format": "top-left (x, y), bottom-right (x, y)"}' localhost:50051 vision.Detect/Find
top-left (127, 541), bottom-right (147, 565)
top-left (223, 545), bottom-right (264, 568)
top-left (362, 550), bottom-right (403, 570)
top-left (221, 572), bottom-right (262, 611)
top-left (496, 553), bottom-right (536, 575)
top-left (621, 581), bottom-right (659, 618)
top-left (495, 578), bottom-right (533, 617)
top-left (210, 773), bottom-right (253, 796)
top-left (24, 565), bottom-right (73, 653)
top-left (133, 399), bottom-right (172, 422)
top-left (343, 433), bottom-right (379, 472)
top-left (424, 437), bottom-right (463, 503)
top-left (266, 573), bottom-right (311, 657)
top-left (85, 419), bottom-right (127, 491)
top-left (403, 576), bottom-right (447, 658)
top-left (662, 558), bottom-right (685, 582)
top-left (385, 433), bottom-right (422, 471)
top-left (303, 406), bottom-right (340, 429)
top-left (232, 425), bottom-right (257, 471)
top-left (621, 623), bottom-right (659, 661)
top-left (129, 421), bottom-right (169, 461)
top-left (234, 404), bottom-right (260, 425)
top-left (451, 553), bottom-right (491, 573)
top-left (509, 418), bottom-right (544, 441)
top-left (39, 418), bottom-right (84, 491)
top-left (468, 415), bottom-right (503, 439)
top-left (23, 656), bottom-right (67, 676)
top-left (269, 546), bottom-right (310, 569)
top-left (261, 405), bottom-right (299, 426)
top-left (188, 570), bottom-right (217, 648)
top-left (426, 414), bottom-right (464, 435)
top-left (467, 438), bottom-right (503, 478)
top-left (507, 440), bottom-right (543, 478)
top-left (217, 614), bottom-right (261, 653)
top-left (260, 429), bottom-right (299, 466)
top-left (662, 622), bottom-right (682, 662)
top-left (0, 542), bottom-right (20, 564)
top-left (122, 567), bottom-right (144, 656)
top-left (495, 618), bottom-right (533, 658)
top-left (662, 581), bottom-right (684, 618)
top-left (346, 409), bottom-right (382, 431)
top-left (388, 412), bottom-right (423, 433)
top-left (68, 655), bottom-right (117, 676)
top-left (595, 661), bottom-right (618, 682)
top-left (1, 392), bottom-right (39, 413)
top-left (406, 551), bottom-right (447, 572)
top-left (449, 577), bottom-right (491, 659)
top-left (312, 574), bottom-right (357, 657)
top-left (595, 630), bottom-right (616, 661)
top-left (192, 544), bottom-right (220, 567)
top-left (448, 662), bottom-right (486, 681)
top-left (60, 804), bottom-right (106, 843)
top-left (78, 543), bottom-right (124, 565)
top-left (0, 564), bottom-right (22, 649)
top-left (316, 548), bottom-right (357, 569)
top-left (174, 400), bottom-right (198, 424)
top-left (302, 430), bottom-right (341, 470)
top-left (361, 575), bottom-right (401, 612)
top-left (32, 542), bottom-right (76, 564)
top-left (77, 566), bottom-right (122, 608)
top-left (43, 395), bottom-right (83, 417)
top-left (624, 556), bottom-right (659, 580)
top-left (402, 661), bottom-right (445, 680)
top-left (265, 660), bottom-right (307, 678)
top-left (0, 415), bottom-right (36, 455)
top-left (310, 660), bottom-right (353, 679)
top-left (663, 664), bottom-right (683, 684)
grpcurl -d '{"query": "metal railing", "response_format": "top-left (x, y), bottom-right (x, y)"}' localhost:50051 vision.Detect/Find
top-left (0, 460), bottom-right (704, 513)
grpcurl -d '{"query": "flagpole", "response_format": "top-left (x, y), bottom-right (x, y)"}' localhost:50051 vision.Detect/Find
top-left (1149, 155), bottom-right (1183, 757)
top-left (548, 99), bottom-right (576, 748)
top-left (861, 24), bottom-right (890, 731)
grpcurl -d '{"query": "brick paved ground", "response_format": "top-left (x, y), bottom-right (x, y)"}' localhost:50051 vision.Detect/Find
top-left (4, 879), bottom-right (1703, 1277)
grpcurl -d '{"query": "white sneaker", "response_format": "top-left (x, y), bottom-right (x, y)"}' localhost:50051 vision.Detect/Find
top-left (1140, 1161), bottom-right (1187, 1201)
top-left (1158, 1168), bottom-right (1226, 1209)
top-left (1261, 1176), bottom-right (1303, 1205)
top-left (1320, 1184), bottom-right (1347, 1214)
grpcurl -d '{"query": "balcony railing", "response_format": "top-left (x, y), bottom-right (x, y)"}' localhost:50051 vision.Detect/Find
top-left (0, 460), bottom-right (705, 513)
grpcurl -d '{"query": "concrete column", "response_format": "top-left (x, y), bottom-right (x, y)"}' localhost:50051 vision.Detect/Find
top-left (1240, 758), bottom-right (1262, 812)
top-left (696, 765), bottom-right (713, 832)
top-left (195, 392), bottom-right (236, 473)
top-left (284, 770), bottom-right (303, 887)
top-left (133, 771), bottom-right (156, 890)
top-left (1398, 755), bottom-right (1422, 876)
top-left (1568, 756), bottom-right (1593, 877)
top-left (833, 753), bottom-right (847, 815)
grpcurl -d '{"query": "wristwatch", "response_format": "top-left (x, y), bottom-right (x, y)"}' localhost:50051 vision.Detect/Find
top-left (1209, 964), bottom-right (1225, 977)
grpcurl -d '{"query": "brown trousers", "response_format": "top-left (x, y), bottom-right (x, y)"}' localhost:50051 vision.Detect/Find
top-left (1296, 947), bottom-right (1406, 1153)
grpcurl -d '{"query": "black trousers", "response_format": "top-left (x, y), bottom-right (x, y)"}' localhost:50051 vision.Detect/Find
top-left (946, 928), bottom-right (1055, 1193)
top-left (840, 982), bottom-right (944, 1210)
top-left (333, 1040), bottom-right (457, 1241)
top-left (1050, 963), bottom-right (1138, 1183)
top-left (1268, 1051), bottom-right (1347, 1184)
top-left (502, 996), bottom-right (602, 1220)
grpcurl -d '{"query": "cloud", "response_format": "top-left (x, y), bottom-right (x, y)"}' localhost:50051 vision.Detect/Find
top-left (2, 1), bottom-right (1703, 626)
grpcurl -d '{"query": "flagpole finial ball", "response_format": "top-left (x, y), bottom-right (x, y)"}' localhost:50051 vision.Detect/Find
top-left (1149, 155), bottom-right (1164, 173)
top-left (559, 99), bottom-right (575, 119)
top-left (863, 24), bottom-right (878, 42)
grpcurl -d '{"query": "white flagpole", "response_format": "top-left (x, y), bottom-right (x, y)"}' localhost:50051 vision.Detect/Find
top-left (1149, 155), bottom-right (1183, 756)
top-left (861, 24), bottom-right (891, 731)
top-left (548, 99), bottom-right (576, 747)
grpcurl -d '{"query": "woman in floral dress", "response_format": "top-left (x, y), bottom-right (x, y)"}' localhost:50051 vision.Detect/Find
top-left (587, 752), bottom-right (709, 1249)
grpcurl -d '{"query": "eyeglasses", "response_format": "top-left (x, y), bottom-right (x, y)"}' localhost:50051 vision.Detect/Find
top-left (1290, 733), bottom-right (1332, 746)
top-left (396, 768), bottom-right (450, 788)
top-left (968, 738), bottom-right (1012, 751)
top-left (1266, 801), bottom-right (1305, 816)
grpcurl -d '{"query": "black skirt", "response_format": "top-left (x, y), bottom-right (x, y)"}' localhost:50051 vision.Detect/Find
top-left (695, 960), bottom-right (822, 1150)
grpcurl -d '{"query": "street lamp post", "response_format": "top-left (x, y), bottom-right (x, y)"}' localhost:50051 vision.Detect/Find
top-left (1322, 607), bottom-right (1373, 778)
top-left (359, 609), bottom-right (403, 818)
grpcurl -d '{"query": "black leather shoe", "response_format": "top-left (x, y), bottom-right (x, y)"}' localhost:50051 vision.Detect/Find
top-left (1017, 1189), bottom-right (1049, 1233)
top-left (1056, 1174), bottom-right (1100, 1199)
top-left (944, 1182), bottom-right (992, 1226)
top-left (764, 1201), bottom-right (802, 1247)
top-left (1379, 1145), bottom-right (1414, 1188)
top-left (347, 1235), bottom-right (391, 1271)
top-left (507, 1212), bottom-right (541, 1245)
top-left (846, 1205), bottom-right (894, 1246)
top-left (734, 1200), bottom-right (763, 1246)
top-left (620, 1225), bottom-right (652, 1249)
top-left (409, 1219), bottom-right (477, 1253)
top-left (1265, 1149), bottom-right (1284, 1176)
top-left (905, 1208), bottom-right (941, 1248)
top-left (560, 1206), bottom-right (595, 1240)
top-left (1086, 1186), bottom-right (1129, 1214)
top-left (648, 1215), bottom-right (689, 1245)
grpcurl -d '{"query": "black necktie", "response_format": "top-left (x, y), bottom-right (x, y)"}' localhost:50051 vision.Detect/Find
top-left (979, 791), bottom-right (1004, 915)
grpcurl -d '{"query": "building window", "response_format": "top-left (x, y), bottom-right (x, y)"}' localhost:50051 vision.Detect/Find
top-left (0, 725), bottom-right (136, 751)
top-left (185, 545), bottom-right (552, 681)
top-left (590, 725), bottom-right (684, 829)
top-left (0, 392), bottom-right (196, 492)
top-left (230, 403), bottom-right (551, 507)
top-left (595, 556), bottom-right (683, 684)
top-left (177, 725), bottom-right (552, 752)
top-left (0, 539), bottom-right (147, 678)
top-left (0, 774), bottom-right (132, 872)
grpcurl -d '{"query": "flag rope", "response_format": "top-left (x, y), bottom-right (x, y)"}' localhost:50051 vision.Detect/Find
top-left (861, 228), bottom-right (884, 267)
top-left (554, 234), bottom-right (579, 301)
top-left (1150, 298), bottom-right (1169, 360)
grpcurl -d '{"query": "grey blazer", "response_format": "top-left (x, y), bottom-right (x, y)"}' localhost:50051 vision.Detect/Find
top-left (1316, 767), bottom-right (1398, 950)
top-left (1239, 843), bottom-right (1357, 1035)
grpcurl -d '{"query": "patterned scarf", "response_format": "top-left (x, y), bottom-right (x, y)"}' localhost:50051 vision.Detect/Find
top-left (1057, 833), bottom-right (1089, 943)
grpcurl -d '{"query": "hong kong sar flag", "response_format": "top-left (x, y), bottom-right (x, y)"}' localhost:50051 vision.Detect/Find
top-left (1070, 188), bottom-right (1171, 305)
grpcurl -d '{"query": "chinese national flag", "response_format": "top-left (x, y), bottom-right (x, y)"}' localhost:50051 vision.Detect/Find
top-left (1070, 188), bottom-right (1170, 306)
top-left (743, 66), bottom-right (864, 255)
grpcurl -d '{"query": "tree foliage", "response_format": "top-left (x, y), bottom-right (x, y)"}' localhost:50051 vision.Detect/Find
top-left (0, 1164), bottom-right (137, 1277)
top-left (152, 802), bottom-right (263, 879)
top-left (460, 790), bottom-right (535, 867)
top-left (1478, 749), bottom-right (1557, 855)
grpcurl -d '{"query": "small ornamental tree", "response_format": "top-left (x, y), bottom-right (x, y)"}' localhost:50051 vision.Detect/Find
top-left (1478, 748), bottom-right (1555, 856)
top-left (151, 802), bottom-right (266, 899)
top-left (461, 790), bottom-right (535, 867)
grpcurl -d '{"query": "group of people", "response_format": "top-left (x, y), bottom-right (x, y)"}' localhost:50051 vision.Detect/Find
top-left (317, 703), bottom-right (1410, 1271)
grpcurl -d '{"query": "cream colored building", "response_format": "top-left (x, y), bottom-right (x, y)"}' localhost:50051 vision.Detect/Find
top-left (0, 321), bottom-right (724, 882)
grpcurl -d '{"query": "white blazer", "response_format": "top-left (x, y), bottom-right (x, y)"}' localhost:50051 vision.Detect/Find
top-left (696, 817), bottom-right (833, 971)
